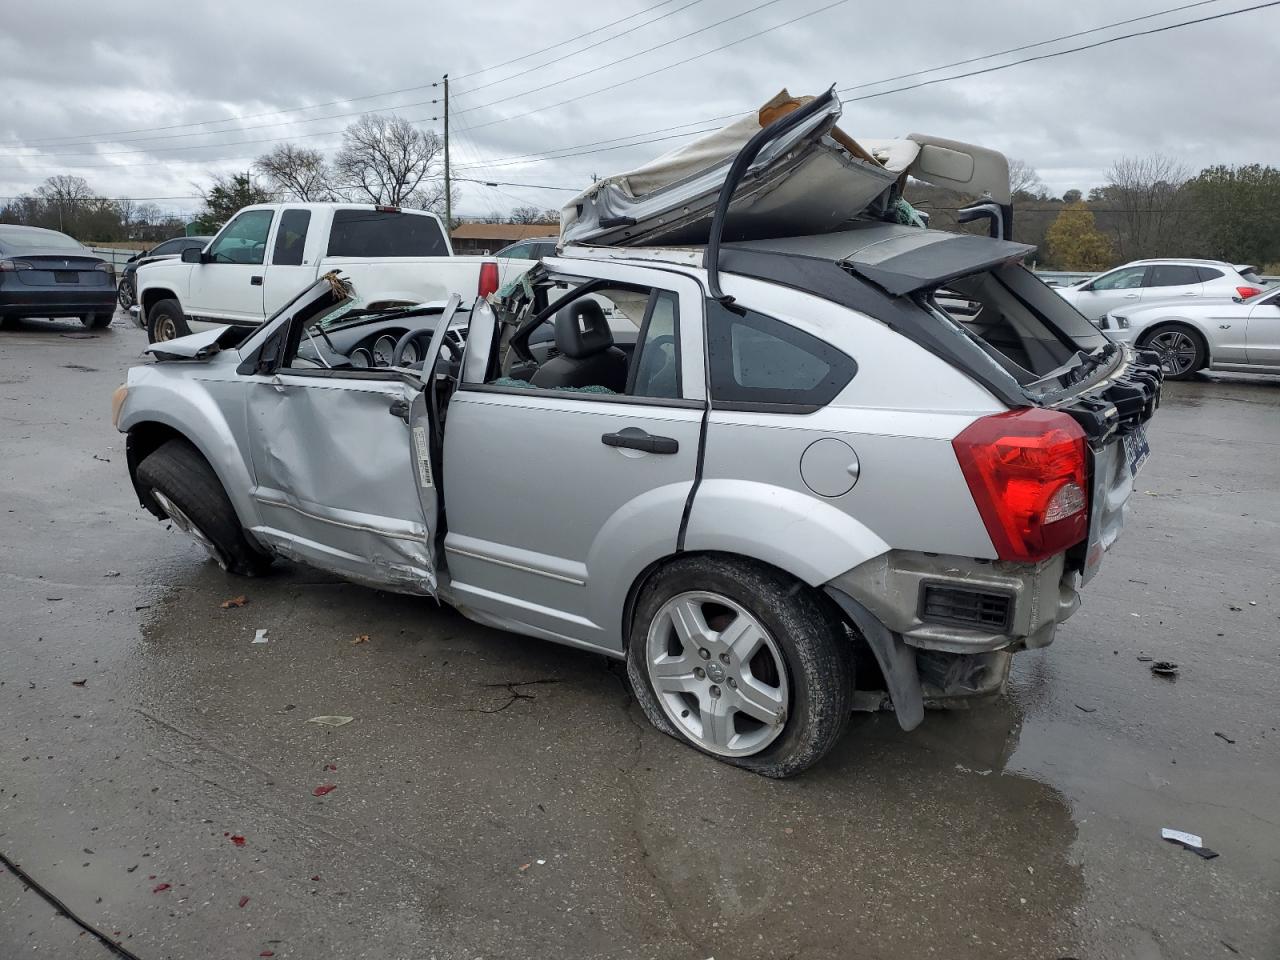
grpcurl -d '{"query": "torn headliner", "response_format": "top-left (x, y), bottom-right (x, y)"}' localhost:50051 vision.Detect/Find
top-left (724, 224), bottom-right (1035, 296)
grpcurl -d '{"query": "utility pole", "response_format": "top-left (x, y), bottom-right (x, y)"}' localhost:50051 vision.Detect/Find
top-left (442, 74), bottom-right (451, 230)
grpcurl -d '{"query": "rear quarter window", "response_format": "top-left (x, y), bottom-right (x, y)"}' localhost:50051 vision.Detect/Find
top-left (1196, 267), bottom-right (1224, 282)
top-left (705, 301), bottom-right (855, 411)
top-left (327, 210), bottom-right (448, 258)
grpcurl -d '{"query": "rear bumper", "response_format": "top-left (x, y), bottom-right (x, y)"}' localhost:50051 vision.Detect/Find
top-left (0, 290), bottom-right (117, 317)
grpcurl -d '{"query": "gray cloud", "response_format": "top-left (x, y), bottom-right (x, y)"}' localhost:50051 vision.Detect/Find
top-left (2, 0), bottom-right (1277, 218)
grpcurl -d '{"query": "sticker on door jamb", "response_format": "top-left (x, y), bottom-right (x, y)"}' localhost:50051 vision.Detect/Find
top-left (412, 425), bottom-right (434, 488)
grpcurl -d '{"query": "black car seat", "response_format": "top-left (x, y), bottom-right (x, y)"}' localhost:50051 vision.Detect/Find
top-left (531, 299), bottom-right (628, 392)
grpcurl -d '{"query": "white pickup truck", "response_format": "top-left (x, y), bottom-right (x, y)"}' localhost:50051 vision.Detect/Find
top-left (133, 202), bottom-right (525, 342)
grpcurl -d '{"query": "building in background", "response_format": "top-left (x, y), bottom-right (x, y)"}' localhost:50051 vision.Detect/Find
top-left (451, 222), bottom-right (556, 255)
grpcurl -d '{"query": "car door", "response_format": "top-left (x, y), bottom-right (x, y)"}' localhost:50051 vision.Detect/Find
top-left (240, 291), bottom-right (449, 594)
top-left (262, 208), bottom-right (318, 316)
top-left (440, 263), bottom-right (706, 652)
top-left (1143, 263), bottom-right (1204, 306)
top-left (1069, 265), bottom-right (1149, 321)
top-left (186, 208), bottom-right (275, 324)
top-left (1245, 291), bottom-right (1280, 366)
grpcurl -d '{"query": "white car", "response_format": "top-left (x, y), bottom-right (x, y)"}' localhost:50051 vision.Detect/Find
top-left (1056, 259), bottom-right (1265, 322)
top-left (133, 202), bottom-right (532, 343)
top-left (1103, 285), bottom-right (1280, 378)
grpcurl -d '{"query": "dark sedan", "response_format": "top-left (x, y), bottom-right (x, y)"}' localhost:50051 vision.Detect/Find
top-left (116, 235), bottom-right (211, 309)
top-left (0, 225), bottom-right (117, 329)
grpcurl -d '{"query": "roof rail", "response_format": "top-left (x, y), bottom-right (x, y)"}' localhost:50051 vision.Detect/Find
top-left (704, 85), bottom-right (839, 304)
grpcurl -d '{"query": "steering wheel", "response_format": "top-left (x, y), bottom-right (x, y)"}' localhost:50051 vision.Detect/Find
top-left (391, 326), bottom-right (462, 369)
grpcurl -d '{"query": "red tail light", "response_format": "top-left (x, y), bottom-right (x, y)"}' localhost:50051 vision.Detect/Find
top-left (477, 260), bottom-right (499, 299)
top-left (952, 409), bottom-right (1089, 563)
top-left (1236, 285), bottom-right (1262, 299)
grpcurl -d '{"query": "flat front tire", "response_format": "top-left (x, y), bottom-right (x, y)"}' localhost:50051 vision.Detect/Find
top-left (626, 555), bottom-right (853, 778)
top-left (135, 438), bottom-right (272, 576)
top-left (147, 298), bottom-right (190, 343)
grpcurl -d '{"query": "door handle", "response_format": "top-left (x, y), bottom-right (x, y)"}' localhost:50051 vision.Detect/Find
top-left (389, 397), bottom-right (411, 423)
top-left (251, 275), bottom-right (263, 286)
top-left (1181, 291), bottom-right (1198, 296)
top-left (1123, 293), bottom-right (1140, 299)
top-left (602, 427), bottom-right (678, 454)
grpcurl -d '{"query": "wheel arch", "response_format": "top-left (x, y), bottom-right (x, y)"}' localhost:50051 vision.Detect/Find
top-left (139, 286), bottom-right (181, 320)
top-left (122, 405), bottom-right (260, 535)
top-left (1136, 318), bottom-right (1211, 366)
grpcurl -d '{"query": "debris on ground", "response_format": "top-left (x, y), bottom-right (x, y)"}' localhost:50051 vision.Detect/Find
top-left (1151, 661), bottom-right (1179, 678)
top-left (307, 716), bottom-right (354, 727)
top-left (71, 679), bottom-right (86, 687)
top-left (103, 570), bottom-right (120, 578)
top-left (228, 835), bottom-right (246, 847)
top-left (91, 454), bottom-right (110, 463)
top-left (1075, 704), bottom-right (1098, 713)
top-left (151, 883), bottom-right (170, 893)
top-left (220, 595), bottom-right (248, 609)
top-left (238, 896), bottom-right (250, 908)
top-left (1214, 732), bottom-right (1236, 744)
top-left (312, 784), bottom-right (337, 797)
top-left (251, 629), bottom-right (268, 645)
top-left (1136, 655), bottom-right (1153, 662)
top-left (1161, 827), bottom-right (1219, 859)
top-left (351, 634), bottom-right (370, 645)
top-left (324, 763), bottom-right (337, 771)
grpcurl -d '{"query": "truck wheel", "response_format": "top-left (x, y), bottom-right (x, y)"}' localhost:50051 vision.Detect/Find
top-left (147, 299), bottom-right (190, 343)
top-left (117, 279), bottom-right (135, 309)
top-left (81, 313), bottom-right (112, 330)
top-left (626, 555), bottom-right (853, 778)
top-left (135, 438), bottom-right (273, 576)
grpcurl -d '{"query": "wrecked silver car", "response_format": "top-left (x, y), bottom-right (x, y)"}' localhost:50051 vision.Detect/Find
top-left (113, 89), bottom-right (1160, 777)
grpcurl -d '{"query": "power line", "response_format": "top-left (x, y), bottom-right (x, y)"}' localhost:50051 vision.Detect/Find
top-left (464, 0), bottom-right (849, 131)
top-left (838, 0), bottom-right (1280, 102)
top-left (841, 0), bottom-right (1231, 94)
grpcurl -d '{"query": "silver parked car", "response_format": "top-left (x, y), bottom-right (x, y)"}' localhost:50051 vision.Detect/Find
top-left (1103, 284), bottom-right (1280, 378)
top-left (111, 91), bottom-right (1161, 776)
top-left (1055, 258), bottom-right (1265, 322)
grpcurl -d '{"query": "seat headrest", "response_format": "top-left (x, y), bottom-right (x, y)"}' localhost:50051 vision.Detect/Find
top-left (554, 299), bottom-right (614, 358)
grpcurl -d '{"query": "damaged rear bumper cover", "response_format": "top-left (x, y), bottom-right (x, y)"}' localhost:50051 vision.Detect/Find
top-left (824, 550), bottom-right (1080, 730)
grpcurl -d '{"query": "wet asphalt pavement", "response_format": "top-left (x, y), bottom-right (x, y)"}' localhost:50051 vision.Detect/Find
top-left (1, 311), bottom-right (1277, 960)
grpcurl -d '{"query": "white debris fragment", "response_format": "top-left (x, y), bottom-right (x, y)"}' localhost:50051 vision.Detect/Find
top-left (307, 716), bottom-right (354, 727)
top-left (1161, 827), bottom-right (1203, 847)
top-left (252, 629), bottom-right (269, 644)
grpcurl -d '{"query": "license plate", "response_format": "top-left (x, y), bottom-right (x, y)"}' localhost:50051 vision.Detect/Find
top-left (54, 271), bottom-right (78, 283)
top-left (1123, 424), bottom-right (1150, 476)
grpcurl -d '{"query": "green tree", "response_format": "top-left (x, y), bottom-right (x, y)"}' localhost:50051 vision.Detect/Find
top-left (193, 172), bottom-right (275, 232)
top-left (1046, 202), bottom-right (1113, 270)
top-left (1183, 164), bottom-right (1280, 266)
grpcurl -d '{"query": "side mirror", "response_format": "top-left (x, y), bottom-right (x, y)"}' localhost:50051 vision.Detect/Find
top-left (181, 247), bottom-right (204, 264)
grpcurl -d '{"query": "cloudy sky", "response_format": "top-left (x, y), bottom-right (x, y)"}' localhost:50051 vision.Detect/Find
top-left (1, 0), bottom-right (1277, 220)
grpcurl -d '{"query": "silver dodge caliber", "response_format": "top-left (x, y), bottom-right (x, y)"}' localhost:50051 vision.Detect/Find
top-left (113, 91), bottom-right (1161, 776)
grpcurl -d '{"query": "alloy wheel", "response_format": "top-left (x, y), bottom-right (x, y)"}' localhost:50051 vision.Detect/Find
top-left (645, 591), bottom-right (789, 757)
top-left (1146, 329), bottom-right (1198, 376)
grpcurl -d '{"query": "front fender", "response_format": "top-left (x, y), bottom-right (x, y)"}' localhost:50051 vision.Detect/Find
top-left (682, 479), bottom-right (890, 586)
top-left (118, 371), bottom-right (260, 534)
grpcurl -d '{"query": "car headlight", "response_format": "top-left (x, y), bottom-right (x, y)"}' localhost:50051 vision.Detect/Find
top-left (1112, 315), bottom-right (1129, 329)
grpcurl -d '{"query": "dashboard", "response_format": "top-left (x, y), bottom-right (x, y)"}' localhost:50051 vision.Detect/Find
top-left (304, 310), bottom-right (467, 370)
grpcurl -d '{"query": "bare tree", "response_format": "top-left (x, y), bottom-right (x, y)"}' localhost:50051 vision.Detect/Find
top-left (1008, 159), bottom-right (1047, 201)
top-left (34, 175), bottom-right (96, 232)
top-left (254, 144), bottom-right (335, 201)
top-left (333, 114), bottom-right (445, 207)
top-left (507, 205), bottom-right (551, 224)
top-left (1102, 154), bottom-right (1191, 259)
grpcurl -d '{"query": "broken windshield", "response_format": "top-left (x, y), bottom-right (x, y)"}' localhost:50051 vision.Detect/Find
top-left (929, 264), bottom-right (1116, 386)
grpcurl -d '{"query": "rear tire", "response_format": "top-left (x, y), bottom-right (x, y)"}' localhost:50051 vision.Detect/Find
top-left (1139, 323), bottom-right (1206, 380)
top-left (117, 279), bottom-right (135, 309)
top-left (626, 555), bottom-right (853, 778)
top-left (147, 298), bottom-right (190, 343)
top-left (135, 438), bottom-right (272, 576)
top-left (82, 313), bottom-right (112, 330)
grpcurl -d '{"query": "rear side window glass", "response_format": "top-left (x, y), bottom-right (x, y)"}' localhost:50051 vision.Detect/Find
top-left (1196, 267), bottom-right (1224, 282)
top-left (273, 209), bottom-right (311, 266)
top-left (706, 302), bottom-right (855, 409)
top-left (1148, 265), bottom-right (1200, 287)
top-left (327, 210), bottom-right (448, 257)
